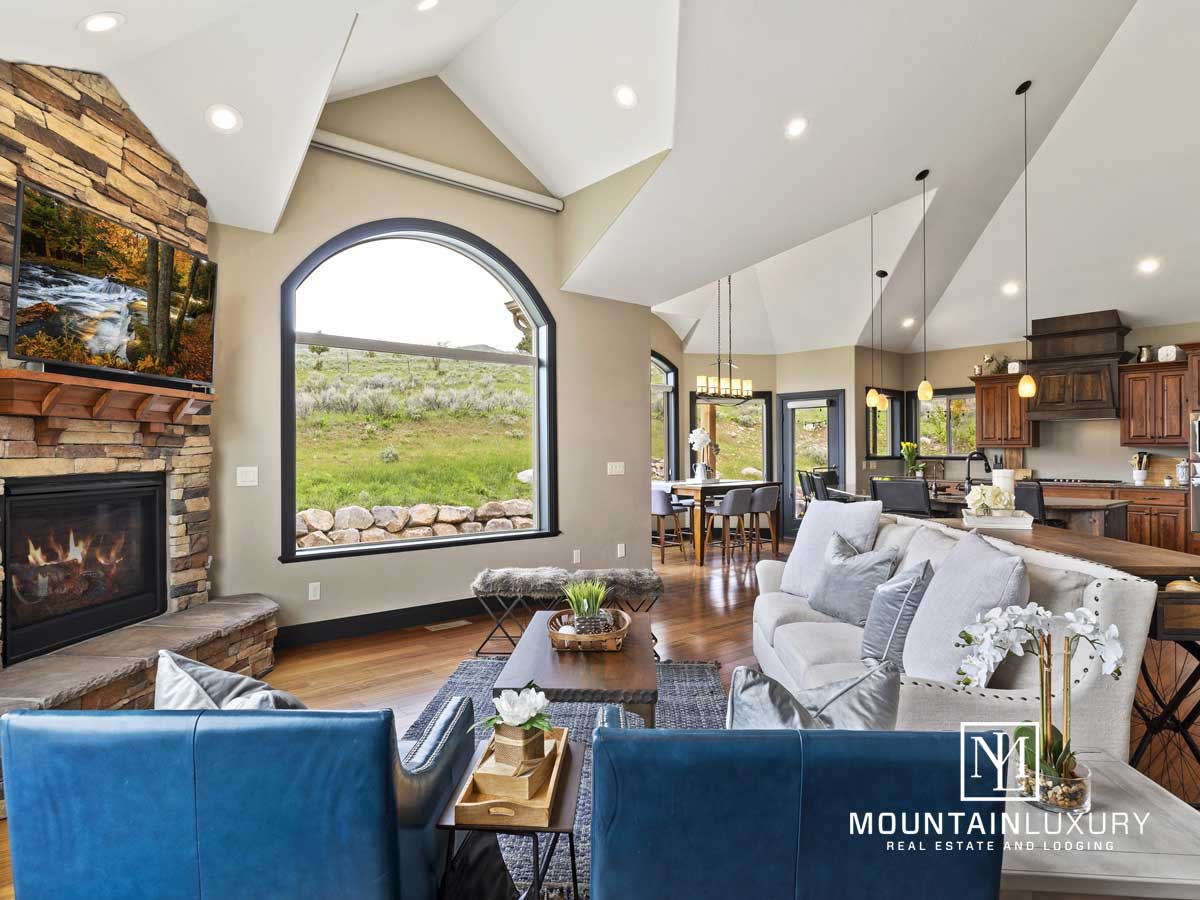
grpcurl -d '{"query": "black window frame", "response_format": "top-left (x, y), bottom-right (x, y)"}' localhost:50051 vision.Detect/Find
top-left (864, 387), bottom-right (904, 459)
top-left (687, 390), bottom-right (774, 480)
top-left (907, 386), bottom-right (977, 460)
top-left (279, 218), bottom-right (558, 563)
top-left (650, 351), bottom-right (679, 481)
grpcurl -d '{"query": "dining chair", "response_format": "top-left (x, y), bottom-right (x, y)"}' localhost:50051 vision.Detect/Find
top-left (1015, 480), bottom-right (1066, 528)
top-left (747, 484), bottom-right (780, 557)
top-left (869, 477), bottom-right (933, 518)
top-left (704, 488), bottom-right (753, 563)
top-left (650, 489), bottom-right (689, 563)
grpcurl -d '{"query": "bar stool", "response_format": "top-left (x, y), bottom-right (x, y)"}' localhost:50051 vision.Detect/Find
top-left (651, 489), bottom-right (689, 563)
top-left (747, 484), bottom-right (780, 557)
top-left (704, 488), bottom-right (753, 563)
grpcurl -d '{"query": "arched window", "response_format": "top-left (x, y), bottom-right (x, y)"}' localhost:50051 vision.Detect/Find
top-left (281, 219), bottom-right (556, 560)
top-left (650, 352), bottom-right (678, 481)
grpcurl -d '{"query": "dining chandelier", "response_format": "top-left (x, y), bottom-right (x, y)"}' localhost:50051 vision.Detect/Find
top-left (696, 275), bottom-right (754, 399)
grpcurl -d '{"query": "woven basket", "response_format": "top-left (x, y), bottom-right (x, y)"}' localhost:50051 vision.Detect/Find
top-left (547, 608), bottom-right (631, 652)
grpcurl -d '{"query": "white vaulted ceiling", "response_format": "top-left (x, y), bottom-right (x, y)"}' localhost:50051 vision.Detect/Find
top-left (0, 0), bottom-right (357, 232)
top-left (919, 0), bottom-right (1200, 351)
top-left (7, 0), bottom-right (1198, 356)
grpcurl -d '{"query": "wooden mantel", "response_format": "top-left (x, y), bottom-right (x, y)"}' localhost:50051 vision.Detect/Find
top-left (0, 369), bottom-right (214, 440)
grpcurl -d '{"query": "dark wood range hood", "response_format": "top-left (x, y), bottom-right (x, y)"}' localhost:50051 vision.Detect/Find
top-left (1025, 310), bottom-right (1132, 421)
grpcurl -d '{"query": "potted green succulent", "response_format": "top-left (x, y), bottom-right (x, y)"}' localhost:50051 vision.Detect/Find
top-left (562, 579), bottom-right (612, 635)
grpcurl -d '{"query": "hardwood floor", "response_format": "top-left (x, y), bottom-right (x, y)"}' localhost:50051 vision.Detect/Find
top-left (0, 538), bottom-right (779, 897)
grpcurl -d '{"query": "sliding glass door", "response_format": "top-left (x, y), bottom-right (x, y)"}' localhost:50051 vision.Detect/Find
top-left (778, 391), bottom-right (845, 536)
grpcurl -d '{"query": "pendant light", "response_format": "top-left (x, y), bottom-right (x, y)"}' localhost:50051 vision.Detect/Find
top-left (915, 168), bottom-right (935, 403)
top-left (695, 275), bottom-right (752, 399)
top-left (875, 268), bottom-right (889, 411)
top-left (1015, 79), bottom-right (1037, 399)
top-left (865, 215), bottom-right (879, 409)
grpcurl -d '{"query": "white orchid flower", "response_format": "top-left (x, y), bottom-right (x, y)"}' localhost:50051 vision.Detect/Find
top-left (1100, 624), bottom-right (1125, 676)
top-left (492, 686), bottom-right (548, 727)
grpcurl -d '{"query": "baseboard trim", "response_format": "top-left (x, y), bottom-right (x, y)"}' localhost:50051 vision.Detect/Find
top-left (275, 597), bottom-right (477, 649)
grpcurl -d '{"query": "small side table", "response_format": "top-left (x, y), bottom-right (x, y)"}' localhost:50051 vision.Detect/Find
top-left (438, 739), bottom-right (585, 900)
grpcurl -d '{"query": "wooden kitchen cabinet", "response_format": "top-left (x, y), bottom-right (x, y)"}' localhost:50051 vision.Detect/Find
top-left (1120, 362), bottom-right (1189, 446)
top-left (971, 374), bottom-right (1039, 448)
top-left (1116, 488), bottom-right (1190, 553)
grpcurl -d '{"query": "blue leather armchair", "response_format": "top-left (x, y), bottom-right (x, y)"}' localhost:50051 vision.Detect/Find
top-left (1, 698), bottom-right (473, 900)
top-left (591, 707), bottom-right (1003, 900)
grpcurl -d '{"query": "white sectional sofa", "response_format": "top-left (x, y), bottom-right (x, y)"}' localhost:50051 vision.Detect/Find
top-left (753, 515), bottom-right (1157, 761)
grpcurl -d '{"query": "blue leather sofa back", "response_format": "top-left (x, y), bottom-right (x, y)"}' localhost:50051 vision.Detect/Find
top-left (591, 726), bottom-right (1003, 900)
top-left (1, 705), bottom-right (473, 900)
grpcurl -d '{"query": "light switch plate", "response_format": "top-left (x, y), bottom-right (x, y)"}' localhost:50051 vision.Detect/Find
top-left (572, 549), bottom-right (581, 564)
top-left (236, 466), bottom-right (259, 486)
top-left (616, 542), bottom-right (626, 558)
top-left (307, 582), bottom-right (321, 602)
top-left (606, 462), bottom-right (625, 476)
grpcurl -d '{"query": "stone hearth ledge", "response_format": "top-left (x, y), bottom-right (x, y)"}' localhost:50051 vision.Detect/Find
top-left (0, 594), bottom-right (278, 710)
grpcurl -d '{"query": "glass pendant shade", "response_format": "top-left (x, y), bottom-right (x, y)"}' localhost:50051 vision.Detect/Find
top-left (1018, 373), bottom-right (1037, 399)
top-left (917, 379), bottom-right (934, 402)
top-left (876, 393), bottom-right (890, 412)
top-left (696, 375), bottom-right (707, 392)
top-left (865, 388), bottom-right (879, 409)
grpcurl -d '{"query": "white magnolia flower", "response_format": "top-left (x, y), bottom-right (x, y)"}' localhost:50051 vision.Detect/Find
top-left (492, 687), bottom-right (548, 727)
top-left (965, 485), bottom-right (988, 512)
top-left (688, 428), bottom-right (712, 452)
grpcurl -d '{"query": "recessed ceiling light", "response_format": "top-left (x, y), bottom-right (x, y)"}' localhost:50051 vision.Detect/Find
top-left (79, 11), bottom-right (125, 33)
top-left (613, 84), bottom-right (638, 109)
top-left (416, 0), bottom-right (439, 10)
top-left (785, 117), bottom-right (809, 139)
top-left (1137, 257), bottom-right (1160, 274)
top-left (1002, 281), bottom-right (1020, 296)
top-left (901, 317), bottom-right (916, 328)
top-left (205, 104), bottom-right (243, 134)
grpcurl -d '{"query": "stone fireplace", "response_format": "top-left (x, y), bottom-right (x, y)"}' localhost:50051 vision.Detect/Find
top-left (2, 472), bottom-right (167, 664)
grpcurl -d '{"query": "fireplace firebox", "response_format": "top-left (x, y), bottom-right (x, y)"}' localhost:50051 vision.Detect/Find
top-left (2, 473), bottom-right (167, 665)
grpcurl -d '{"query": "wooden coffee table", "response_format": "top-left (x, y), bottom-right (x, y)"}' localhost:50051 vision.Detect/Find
top-left (492, 611), bottom-right (658, 727)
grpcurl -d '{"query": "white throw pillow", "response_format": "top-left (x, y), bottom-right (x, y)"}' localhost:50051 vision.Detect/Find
top-left (781, 500), bottom-right (883, 597)
top-left (901, 532), bottom-right (1029, 683)
top-left (154, 650), bottom-right (306, 710)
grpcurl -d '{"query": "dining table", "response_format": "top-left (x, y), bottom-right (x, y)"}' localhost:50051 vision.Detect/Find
top-left (665, 479), bottom-right (783, 564)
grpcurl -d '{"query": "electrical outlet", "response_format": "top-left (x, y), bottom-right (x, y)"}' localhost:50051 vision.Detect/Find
top-left (606, 461), bottom-right (625, 476)
top-left (307, 582), bottom-right (321, 602)
top-left (572, 549), bottom-right (581, 564)
top-left (617, 542), bottom-right (626, 558)
top-left (235, 466), bottom-right (259, 486)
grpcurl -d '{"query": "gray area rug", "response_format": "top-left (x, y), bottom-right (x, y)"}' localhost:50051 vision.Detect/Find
top-left (403, 658), bottom-right (727, 898)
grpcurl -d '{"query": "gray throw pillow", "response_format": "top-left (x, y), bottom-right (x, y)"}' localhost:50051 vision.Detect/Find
top-left (901, 531), bottom-right (1029, 683)
top-left (726, 663), bottom-right (899, 731)
top-left (781, 500), bottom-right (883, 597)
top-left (808, 532), bottom-right (898, 626)
top-left (154, 650), bottom-right (306, 710)
top-left (862, 560), bottom-right (933, 671)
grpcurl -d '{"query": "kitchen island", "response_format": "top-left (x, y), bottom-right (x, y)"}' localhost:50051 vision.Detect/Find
top-left (930, 493), bottom-right (1130, 538)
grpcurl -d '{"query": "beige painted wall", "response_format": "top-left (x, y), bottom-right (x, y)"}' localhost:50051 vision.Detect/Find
top-left (210, 79), bottom-right (656, 626)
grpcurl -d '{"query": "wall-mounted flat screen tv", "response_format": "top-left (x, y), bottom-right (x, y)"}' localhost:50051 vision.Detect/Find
top-left (9, 181), bottom-right (217, 388)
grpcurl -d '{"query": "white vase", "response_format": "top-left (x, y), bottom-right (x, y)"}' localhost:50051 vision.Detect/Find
top-left (1131, 469), bottom-right (1148, 486)
top-left (992, 469), bottom-right (1015, 496)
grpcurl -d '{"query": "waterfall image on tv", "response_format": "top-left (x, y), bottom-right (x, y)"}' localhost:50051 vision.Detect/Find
top-left (11, 183), bottom-right (216, 385)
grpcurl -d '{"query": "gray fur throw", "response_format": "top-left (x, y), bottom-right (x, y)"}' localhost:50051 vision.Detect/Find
top-left (570, 568), bottom-right (663, 605)
top-left (471, 567), bottom-right (570, 600)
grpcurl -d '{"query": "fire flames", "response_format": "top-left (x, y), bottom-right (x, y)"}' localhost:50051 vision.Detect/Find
top-left (22, 529), bottom-right (127, 598)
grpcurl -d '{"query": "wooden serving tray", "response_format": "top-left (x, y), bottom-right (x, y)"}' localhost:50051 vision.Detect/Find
top-left (474, 734), bottom-right (562, 800)
top-left (454, 727), bottom-right (569, 828)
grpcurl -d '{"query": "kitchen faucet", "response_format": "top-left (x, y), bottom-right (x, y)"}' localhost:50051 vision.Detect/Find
top-left (964, 450), bottom-right (992, 490)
